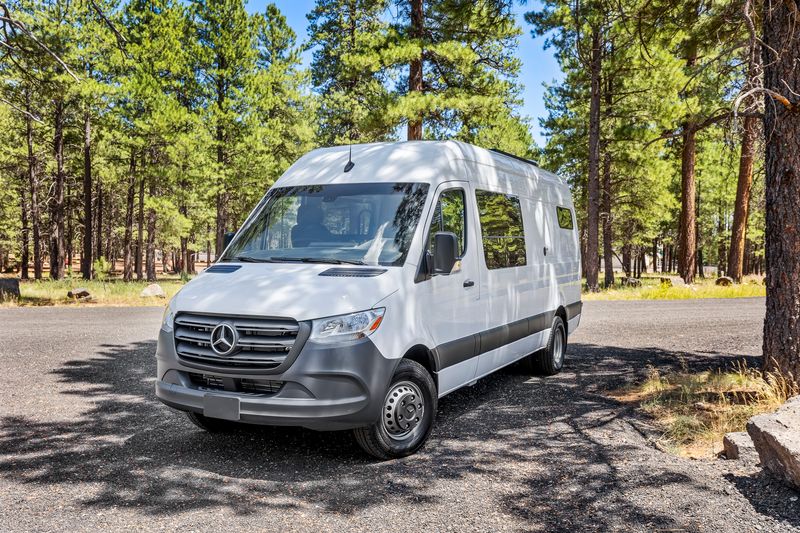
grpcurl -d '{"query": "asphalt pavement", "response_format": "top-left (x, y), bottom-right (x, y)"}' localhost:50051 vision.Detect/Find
top-left (1, 298), bottom-right (798, 532)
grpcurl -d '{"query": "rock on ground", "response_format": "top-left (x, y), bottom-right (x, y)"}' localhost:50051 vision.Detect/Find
top-left (67, 287), bottom-right (90, 299)
top-left (140, 283), bottom-right (166, 298)
top-left (747, 395), bottom-right (800, 489)
top-left (0, 278), bottom-right (20, 300)
top-left (724, 431), bottom-right (759, 464)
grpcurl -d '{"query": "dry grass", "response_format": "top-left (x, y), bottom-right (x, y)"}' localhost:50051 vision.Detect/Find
top-left (609, 362), bottom-right (795, 458)
top-left (584, 275), bottom-right (766, 301)
top-left (0, 278), bottom-right (185, 307)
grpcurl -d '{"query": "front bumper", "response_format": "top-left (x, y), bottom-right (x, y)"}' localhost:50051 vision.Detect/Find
top-left (155, 327), bottom-right (398, 431)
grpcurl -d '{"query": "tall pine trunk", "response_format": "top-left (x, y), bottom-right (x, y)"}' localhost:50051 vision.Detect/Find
top-left (407, 0), bottom-right (424, 140)
top-left (50, 98), bottom-right (66, 280)
top-left (762, 1), bottom-right (800, 382)
top-left (20, 180), bottom-right (29, 279)
top-left (81, 109), bottom-right (92, 279)
top-left (585, 27), bottom-right (602, 291)
top-left (145, 178), bottom-right (157, 282)
top-left (123, 152), bottom-right (136, 282)
top-left (728, 115), bottom-right (758, 282)
top-left (214, 57), bottom-right (228, 257)
top-left (25, 90), bottom-right (42, 280)
top-left (95, 180), bottom-right (103, 261)
top-left (678, 125), bottom-right (697, 284)
top-left (136, 171), bottom-right (144, 280)
top-left (601, 151), bottom-right (614, 288)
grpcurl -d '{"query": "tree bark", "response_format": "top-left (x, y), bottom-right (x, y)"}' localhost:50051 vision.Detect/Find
top-left (81, 109), bottom-right (93, 279)
top-left (717, 207), bottom-right (726, 277)
top-left (136, 170), bottom-right (144, 280)
top-left (123, 152), bottom-right (136, 282)
top-left (762, 0), bottom-right (800, 382)
top-left (24, 90), bottom-right (42, 280)
top-left (407, 0), bottom-right (424, 140)
top-left (95, 180), bottom-right (103, 261)
top-left (20, 179), bottom-right (29, 279)
top-left (214, 51), bottom-right (228, 257)
top-left (145, 178), bottom-right (157, 282)
top-left (585, 27), bottom-right (602, 291)
top-left (50, 98), bottom-right (66, 280)
top-left (601, 151), bottom-right (614, 288)
top-left (621, 243), bottom-right (631, 278)
top-left (728, 115), bottom-right (758, 282)
top-left (678, 125), bottom-right (697, 284)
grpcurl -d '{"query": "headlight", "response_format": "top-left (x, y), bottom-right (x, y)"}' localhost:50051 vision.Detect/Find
top-left (310, 308), bottom-right (385, 344)
top-left (162, 301), bottom-right (176, 331)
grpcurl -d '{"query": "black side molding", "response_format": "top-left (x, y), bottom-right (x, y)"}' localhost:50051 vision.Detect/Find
top-left (566, 301), bottom-right (582, 320)
top-left (434, 309), bottom-right (558, 370)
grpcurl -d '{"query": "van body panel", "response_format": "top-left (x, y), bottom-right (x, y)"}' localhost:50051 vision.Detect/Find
top-left (155, 140), bottom-right (582, 432)
top-left (171, 262), bottom-right (403, 322)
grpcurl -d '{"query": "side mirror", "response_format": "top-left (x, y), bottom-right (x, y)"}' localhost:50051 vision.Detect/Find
top-left (223, 231), bottom-right (236, 250)
top-left (433, 232), bottom-right (458, 274)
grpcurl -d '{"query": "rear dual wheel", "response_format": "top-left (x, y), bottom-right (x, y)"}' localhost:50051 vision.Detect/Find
top-left (354, 359), bottom-right (437, 460)
top-left (523, 315), bottom-right (567, 376)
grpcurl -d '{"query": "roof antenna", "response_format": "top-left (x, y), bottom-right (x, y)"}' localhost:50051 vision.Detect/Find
top-left (344, 132), bottom-right (355, 173)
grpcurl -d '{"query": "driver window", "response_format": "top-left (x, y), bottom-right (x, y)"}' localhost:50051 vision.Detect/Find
top-left (428, 188), bottom-right (466, 258)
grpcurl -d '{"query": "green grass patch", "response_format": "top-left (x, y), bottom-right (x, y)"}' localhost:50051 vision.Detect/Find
top-left (583, 275), bottom-right (766, 301)
top-left (2, 277), bottom-right (185, 307)
top-left (609, 363), bottom-right (794, 458)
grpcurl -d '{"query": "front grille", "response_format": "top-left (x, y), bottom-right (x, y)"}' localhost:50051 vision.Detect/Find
top-left (174, 313), bottom-right (299, 371)
top-left (188, 372), bottom-right (283, 395)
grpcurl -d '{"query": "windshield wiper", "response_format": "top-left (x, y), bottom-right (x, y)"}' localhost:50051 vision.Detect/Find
top-left (279, 257), bottom-right (367, 266)
top-left (234, 255), bottom-right (277, 263)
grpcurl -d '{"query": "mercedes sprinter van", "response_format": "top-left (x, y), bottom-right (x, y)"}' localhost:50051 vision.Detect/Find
top-left (156, 141), bottom-right (582, 459)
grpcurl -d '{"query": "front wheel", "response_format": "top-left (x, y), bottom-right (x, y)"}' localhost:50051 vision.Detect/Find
top-left (523, 315), bottom-right (566, 376)
top-left (353, 359), bottom-right (437, 460)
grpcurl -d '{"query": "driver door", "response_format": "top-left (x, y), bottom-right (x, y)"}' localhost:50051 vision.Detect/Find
top-left (417, 181), bottom-right (485, 395)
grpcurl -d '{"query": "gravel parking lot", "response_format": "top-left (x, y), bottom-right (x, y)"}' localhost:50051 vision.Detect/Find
top-left (1, 298), bottom-right (798, 532)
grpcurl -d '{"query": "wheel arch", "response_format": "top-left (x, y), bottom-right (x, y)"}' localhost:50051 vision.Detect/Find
top-left (402, 344), bottom-right (438, 390)
top-left (555, 305), bottom-right (568, 336)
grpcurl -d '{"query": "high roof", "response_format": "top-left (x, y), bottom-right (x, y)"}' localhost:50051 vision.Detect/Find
top-left (276, 141), bottom-right (567, 189)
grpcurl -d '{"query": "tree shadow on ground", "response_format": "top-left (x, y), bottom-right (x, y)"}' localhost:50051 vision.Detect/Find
top-left (0, 338), bottom-right (783, 530)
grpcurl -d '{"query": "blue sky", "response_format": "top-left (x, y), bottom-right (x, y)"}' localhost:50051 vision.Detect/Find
top-left (246, 1), bottom-right (562, 146)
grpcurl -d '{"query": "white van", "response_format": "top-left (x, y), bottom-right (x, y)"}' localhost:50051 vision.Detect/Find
top-left (156, 141), bottom-right (582, 459)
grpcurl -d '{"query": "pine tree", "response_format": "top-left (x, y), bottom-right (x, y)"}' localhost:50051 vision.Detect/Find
top-left (307, 0), bottom-right (394, 144)
top-left (388, 0), bottom-right (529, 152)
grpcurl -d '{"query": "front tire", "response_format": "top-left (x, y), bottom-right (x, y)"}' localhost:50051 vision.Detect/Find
top-left (523, 315), bottom-right (566, 376)
top-left (353, 359), bottom-right (437, 460)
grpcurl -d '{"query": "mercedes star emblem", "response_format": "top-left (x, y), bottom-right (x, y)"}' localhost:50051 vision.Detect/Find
top-left (210, 322), bottom-right (237, 356)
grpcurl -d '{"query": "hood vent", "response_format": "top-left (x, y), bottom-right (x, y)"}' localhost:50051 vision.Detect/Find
top-left (319, 267), bottom-right (387, 277)
top-left (205, 265), bottom-right (242, 274)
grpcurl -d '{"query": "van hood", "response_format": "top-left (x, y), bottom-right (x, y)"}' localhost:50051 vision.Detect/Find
top-left (171, 263), bottom-right (401, 321)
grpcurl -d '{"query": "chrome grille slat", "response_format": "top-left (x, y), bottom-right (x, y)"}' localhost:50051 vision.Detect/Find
top-left (174, 327), bottom-right (211, 343)
top-left (174, 312), bottom-right (299, 371)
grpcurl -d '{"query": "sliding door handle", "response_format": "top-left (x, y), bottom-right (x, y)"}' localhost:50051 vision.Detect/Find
top-left (463, 279), bottom-right (475, 288)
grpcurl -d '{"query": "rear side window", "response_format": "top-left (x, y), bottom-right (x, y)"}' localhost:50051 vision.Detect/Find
top-left (475, 190), bottom-right (527, 269)
top-left (428, 188), bottom-right (467, 257)
top-left (556, 206), bottom-right (574, 230)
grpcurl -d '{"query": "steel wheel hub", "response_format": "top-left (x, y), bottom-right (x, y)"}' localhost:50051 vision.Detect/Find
top-left (553, 326), bottom-right (565, 366)
top-left (382, 381), bottom-right (424, 440)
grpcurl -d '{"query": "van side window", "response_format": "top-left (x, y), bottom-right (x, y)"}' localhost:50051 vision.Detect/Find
top-left (428, 189), bottom-right (466, 257)
top-left (556, 206), bottom-right (574, 230)
top-left (475, 190), bottom-right (527, 269)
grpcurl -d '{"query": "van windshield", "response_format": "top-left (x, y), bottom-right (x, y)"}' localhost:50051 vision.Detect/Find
top-left (221, 183), bottom-right (430, 267)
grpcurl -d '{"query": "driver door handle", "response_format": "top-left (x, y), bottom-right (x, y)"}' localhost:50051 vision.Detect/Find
top-left (463, 279), bottom-right (475, 288)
